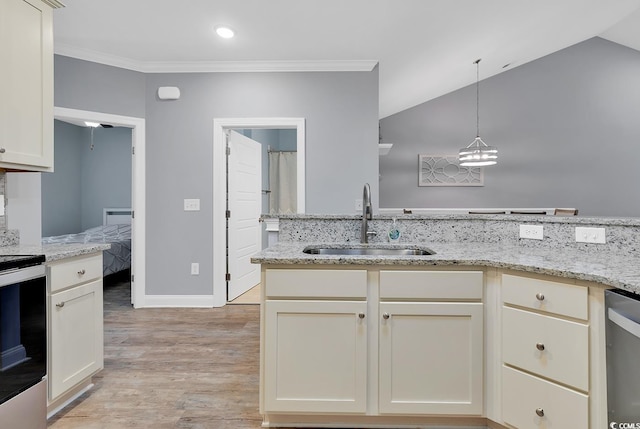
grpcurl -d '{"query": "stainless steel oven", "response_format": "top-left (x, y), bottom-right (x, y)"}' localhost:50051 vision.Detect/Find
top-left (0, 255), bottom-right (46, 429)
top-left (606, 288), bottom-right (640, 427)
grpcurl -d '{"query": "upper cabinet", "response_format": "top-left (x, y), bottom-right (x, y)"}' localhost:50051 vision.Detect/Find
top-left (0, 0), bottom-right (62, 172)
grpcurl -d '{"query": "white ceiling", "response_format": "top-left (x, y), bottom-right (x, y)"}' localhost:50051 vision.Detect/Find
top-left (53, 0), bottom-right (640, 118)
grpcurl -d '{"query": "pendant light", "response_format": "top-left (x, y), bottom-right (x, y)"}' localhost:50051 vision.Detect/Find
top-left (459, 59), bottom-right (497, 167)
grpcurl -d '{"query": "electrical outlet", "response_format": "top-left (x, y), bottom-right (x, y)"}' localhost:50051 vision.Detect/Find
top-left (191, 263), bottom-right (199, 275)
top-left (355, 199), bottom-right (363, 212)
top-left (184, 198), bottom-right (200, 211)
top-left (519, 224), bottom-right (544, 240)
top-left (575, 227), bottom-right (606, 244)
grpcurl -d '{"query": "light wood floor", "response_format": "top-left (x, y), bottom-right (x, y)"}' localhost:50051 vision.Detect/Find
top-left (228, 283), bottom-right (261, 305)
top-left (47, 278), bottom-right (262, 429)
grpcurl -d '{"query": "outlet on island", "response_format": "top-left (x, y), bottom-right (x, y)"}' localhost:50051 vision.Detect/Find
top-left (519, 224), bottom-right (544, 240)
top-left (575, 227), bottom-right (606, 244)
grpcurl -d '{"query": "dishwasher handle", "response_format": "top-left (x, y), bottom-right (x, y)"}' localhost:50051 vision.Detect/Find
top-left (608, 308), bottom-right (640, 340)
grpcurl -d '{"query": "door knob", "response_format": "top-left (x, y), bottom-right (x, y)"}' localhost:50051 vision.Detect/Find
top-left (382, 313), bottom-right (390, 320)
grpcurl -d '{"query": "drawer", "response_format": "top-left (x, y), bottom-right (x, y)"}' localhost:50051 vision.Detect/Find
top-left (380, 271), bottom-right (483, 300)
top-left (502, 274), bottom-right (588, 320)
top-left (502, 306), bottom-right (589, 391)
top-left (48, 254), bottom-right (103, 293)
top-left (502, 366), bottom-right (588, 429)
top-left (265, 269), bottom-right (367, 298)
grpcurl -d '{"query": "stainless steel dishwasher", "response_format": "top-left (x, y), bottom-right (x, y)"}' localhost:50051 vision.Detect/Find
top-left (606, 289), bottom-right (640, 427)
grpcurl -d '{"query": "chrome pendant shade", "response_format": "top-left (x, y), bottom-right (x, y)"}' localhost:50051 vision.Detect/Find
top-left (459, 59), bottom-right (497, 167)
top-left (459, 137), bottom-right (497, 166)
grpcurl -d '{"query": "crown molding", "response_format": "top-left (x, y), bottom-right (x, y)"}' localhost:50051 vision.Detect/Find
top-left (54, 44), bottom-right (378, 73)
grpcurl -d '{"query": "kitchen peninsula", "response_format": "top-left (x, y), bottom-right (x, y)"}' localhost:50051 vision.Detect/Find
top-left (252, 213), bottom-right (640, 429)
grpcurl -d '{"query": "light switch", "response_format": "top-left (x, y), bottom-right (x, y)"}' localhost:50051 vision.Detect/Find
top-left (184, 199), bottom-right (200, 211)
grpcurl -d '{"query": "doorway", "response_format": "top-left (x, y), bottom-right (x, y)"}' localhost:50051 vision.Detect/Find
top-left (213, 118), bottom-right (305, 307)
top-left (52, 107), bottom-right (146, 308)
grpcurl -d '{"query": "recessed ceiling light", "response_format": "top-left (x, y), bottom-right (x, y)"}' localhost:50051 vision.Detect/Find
top-left (215, 26), bottom-right (235, 39)
top-left (85, 121), bottom-right (100, 128)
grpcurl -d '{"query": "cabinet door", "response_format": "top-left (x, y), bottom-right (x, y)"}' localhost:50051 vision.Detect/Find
top-left (0, 0), bottom-right (54, 171)
top-left (264, 300), bottom-right (368, 413)
top-left (379, 302), bottom-right (483, 415)
top-left (49, 279), bottom-right (104, 400)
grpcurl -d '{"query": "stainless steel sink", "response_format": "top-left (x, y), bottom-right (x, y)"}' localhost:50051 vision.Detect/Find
top-left (302, 246), bottom-right (435, 256)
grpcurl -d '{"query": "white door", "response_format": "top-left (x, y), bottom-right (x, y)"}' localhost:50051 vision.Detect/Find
top-left (227, 130), bottom-right (262, 301)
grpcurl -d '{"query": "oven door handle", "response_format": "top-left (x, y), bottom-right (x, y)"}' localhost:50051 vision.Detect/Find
top-left (608, 308), bottom-right (640, 340)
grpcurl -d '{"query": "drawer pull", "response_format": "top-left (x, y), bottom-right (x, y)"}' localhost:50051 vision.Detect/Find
top-left (535, 293), bottom-right (545, 301)
top-left (0, 148), bottom-right (5, 154)
top-left (536, 342), bottom-right (545, 351)
top-left (358, 313), bottom-right (365, 319)
top-left (56, 302), bottom-right (65, 308)
top-left (382, 313), bottom-right (390, 320)
top-left (78, 269), bottom-right (86, 275)
top-left (535, 407), bottom-right (545, 417)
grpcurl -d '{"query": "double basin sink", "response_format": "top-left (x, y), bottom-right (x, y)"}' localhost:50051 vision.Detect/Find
top-left (303, 245), bottom-right (435, 256)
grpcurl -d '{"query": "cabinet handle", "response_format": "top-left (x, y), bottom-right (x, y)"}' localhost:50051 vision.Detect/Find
top-left (535, 408), bottom-right (544, 417)
top-left (0, 148), bottom-right (5, 154)
top-left (56, 302), bottom-right (65, 308)
top-left (536, 342), bottom-right (545, 351)
top-left (358, 313), bottom-right (365, 319)
top-left (382, 313), bottom-right (390, 320)
top-left (535, 293), bottom-right (545, 301)
top-left (78, 269), bottom-right (86, 275)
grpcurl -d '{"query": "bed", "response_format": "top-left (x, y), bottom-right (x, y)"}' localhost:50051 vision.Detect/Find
top-left (42, 208), bottom-right (132, 277)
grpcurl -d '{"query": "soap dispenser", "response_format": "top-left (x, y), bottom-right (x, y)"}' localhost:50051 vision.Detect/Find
top-left (388, 218), bottom-right (401, 243)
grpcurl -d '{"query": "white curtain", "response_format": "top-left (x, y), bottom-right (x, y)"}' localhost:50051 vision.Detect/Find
top-left (268, 152), bottom-right (297, 214)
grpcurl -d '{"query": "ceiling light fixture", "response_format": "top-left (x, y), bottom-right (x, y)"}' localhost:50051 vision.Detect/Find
top-left (459, 58), bottom-right (497, 167)
top-left (215, 26), bottom-right (235, 39)
top-left (84, 121), bottom-right (100, 128)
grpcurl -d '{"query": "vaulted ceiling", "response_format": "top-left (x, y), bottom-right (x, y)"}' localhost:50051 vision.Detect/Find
top-left (53, 0), bottom-right (640, 118)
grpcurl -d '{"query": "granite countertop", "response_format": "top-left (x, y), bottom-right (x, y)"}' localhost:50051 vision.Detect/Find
top-left (251, 242), bottom-right (640, 294)
top-left (0, 242), bottom-right (111, 263)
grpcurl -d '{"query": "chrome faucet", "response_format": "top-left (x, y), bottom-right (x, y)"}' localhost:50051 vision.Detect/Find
top-left (361, 183), bottom-right (375, 243)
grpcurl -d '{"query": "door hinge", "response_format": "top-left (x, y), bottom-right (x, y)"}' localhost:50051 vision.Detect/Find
top-left (131, 210), bottom-right (135, 219)
top-left (132, 146), bottom-right (135, 155)
top-left (225, 273), bottom-right (231, 281)
top-left (226, 146), bottom-right (231, 156)
top-left (131, 274), bottom-right (134, 282)
top-left (226, 210), bottom-right (231, 219)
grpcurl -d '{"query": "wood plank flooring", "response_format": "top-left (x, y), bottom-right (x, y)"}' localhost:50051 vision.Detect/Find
top-left (47, 278), bottom-right (262, 429)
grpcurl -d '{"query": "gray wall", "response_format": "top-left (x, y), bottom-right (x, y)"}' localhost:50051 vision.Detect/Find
top-left (42, 120), bottom-right (132, 236)
top-left (144, 71), bottom-right (378, 295)
top-left (53, 55), bottom-right (379, 296)
top-left (379, 37), bottom-right (640, 217)
top-left (54, 55), bottom-right (146, 118)
top-left (78, 125), bottom-right (132, 230)
top-left (42, 120), bottom-right (83, 236)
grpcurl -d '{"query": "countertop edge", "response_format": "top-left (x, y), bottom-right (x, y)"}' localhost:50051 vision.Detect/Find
top-left (251, 242), bottom-right (638, 293)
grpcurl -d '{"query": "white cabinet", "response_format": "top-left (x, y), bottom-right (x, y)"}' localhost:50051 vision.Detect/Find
top-left (261, 267), bottom-right (484, 419)
top-left (264, 300), bottom-right (368, 413)
top-left (501, 273), bottom-right (589, 428)
top-left (0, 0), bottom-right (59, 171)
top-left (47, 254), bottom-right (104, 404)
top-left (263, 269), bottom-right (368, 413)
top-left (378, 271), bottom-right (483, 415)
